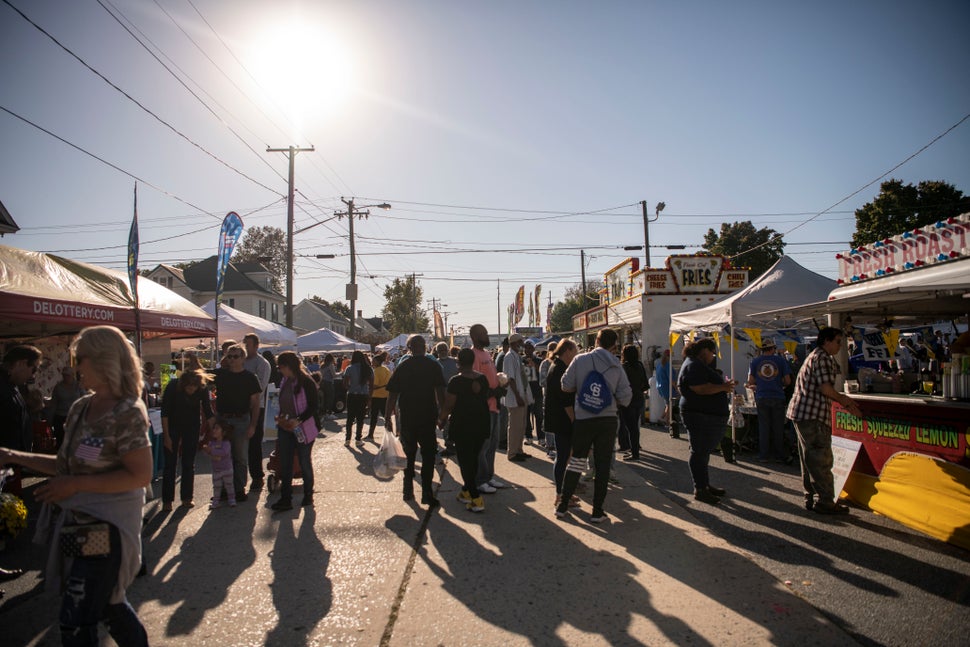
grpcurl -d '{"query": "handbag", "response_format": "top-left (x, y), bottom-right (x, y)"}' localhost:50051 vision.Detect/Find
top-left (60, 523), bottom-right (111, 558)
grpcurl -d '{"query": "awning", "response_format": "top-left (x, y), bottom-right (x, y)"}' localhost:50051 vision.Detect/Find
top-left (0, 244), bottom-right (216, 339)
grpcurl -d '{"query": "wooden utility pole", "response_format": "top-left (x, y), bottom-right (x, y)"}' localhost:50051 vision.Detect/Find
top-left (267, 145), bottom-right (314, 328)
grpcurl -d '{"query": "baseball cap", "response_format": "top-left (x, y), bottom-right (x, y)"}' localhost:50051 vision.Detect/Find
top-left (508, 333), bottom-right (524, 344)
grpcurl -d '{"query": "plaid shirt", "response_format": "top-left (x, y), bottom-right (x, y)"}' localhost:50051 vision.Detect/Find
top-left (786, 346), bottom-right (840, 422)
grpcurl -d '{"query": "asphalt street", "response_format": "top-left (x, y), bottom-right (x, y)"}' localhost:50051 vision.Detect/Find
top-left (0, 417), bottom-right (967, 646)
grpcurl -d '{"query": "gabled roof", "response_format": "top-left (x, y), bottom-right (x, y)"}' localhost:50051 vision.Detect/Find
top-left (153, 264), bottom-right (185, 283)
top-left (304, 299), bottom-right (350, 324)
top-left (182, 255), bottom-right (282, 296)
top-left (0, 199), bottom-right (19, 235)
top-left (365, 316), bottom-right (388, 333)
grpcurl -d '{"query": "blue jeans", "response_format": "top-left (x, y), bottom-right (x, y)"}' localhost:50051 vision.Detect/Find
top-left (225, 414), bottom-right (251, 496)
top-left (60, 523), bottom-right (148, 647)
top-left (756, 397), bottom-right (787, 460)
top-left (476, 411), bottom-right (501, 487)
top-left (277, 426), bottom-right (314, 502)
top-left (681, 409), bottom-right (729, 490)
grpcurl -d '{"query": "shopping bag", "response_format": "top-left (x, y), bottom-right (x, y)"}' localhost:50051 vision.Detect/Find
top-left (374, 429), bottom-right (408, 479)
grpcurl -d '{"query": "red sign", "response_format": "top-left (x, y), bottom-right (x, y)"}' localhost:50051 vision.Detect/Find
top-left (831, 400), bottom-right (970, 476)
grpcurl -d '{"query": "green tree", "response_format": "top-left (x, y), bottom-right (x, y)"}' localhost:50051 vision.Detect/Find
top-left (702, 221), bottom-right (785, 280)
top-left (381, 275), bottom-right (429, 334)
top-left (548, 281), bottom-right (604, 333)
top-left (232, 226), bottom-right (286, 292)
top-left (309, 295), bottom-right (350, 320)
top-left (852, 179), bottom-right (970, 246)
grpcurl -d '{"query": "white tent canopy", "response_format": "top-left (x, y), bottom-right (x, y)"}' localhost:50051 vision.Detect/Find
top-left (201, 299), bottom-right (297, 347)
top-left (669, 256), bottom-right (835, 381)
top-left (377, 333), bottom-right (413, 352)
top-left (297, 328), bottom-right (369, 353)
top-left (670, 256), bottom-right (834, 333)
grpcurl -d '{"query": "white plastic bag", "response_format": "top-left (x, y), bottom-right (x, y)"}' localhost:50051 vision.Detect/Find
top-left (374, 429), bottom-right (408, 479)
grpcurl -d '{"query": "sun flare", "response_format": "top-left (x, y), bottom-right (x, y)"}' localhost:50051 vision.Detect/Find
top-left (246, 19), bottom-right (354, 132)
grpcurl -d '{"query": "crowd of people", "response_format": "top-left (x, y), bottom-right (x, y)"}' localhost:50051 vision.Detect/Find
top-left (0, 320), bottom-right (871, 642)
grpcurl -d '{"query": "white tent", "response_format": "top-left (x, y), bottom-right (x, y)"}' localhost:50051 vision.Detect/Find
top-left (297, 328), bottom-right (369, 353)
top-left (669, 256), bottom-right (835, 380)
top-left (200, 300), bottom-right (298, 347)
top-left (377, 333), bottom-right (413, 352)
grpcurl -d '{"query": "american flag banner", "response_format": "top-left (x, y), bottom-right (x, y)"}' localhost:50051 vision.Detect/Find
top-left (75, 436), bottom-right (105, 462)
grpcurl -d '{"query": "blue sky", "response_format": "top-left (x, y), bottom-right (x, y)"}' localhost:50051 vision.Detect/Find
top-left (2, 0), bottom-right (968, 335)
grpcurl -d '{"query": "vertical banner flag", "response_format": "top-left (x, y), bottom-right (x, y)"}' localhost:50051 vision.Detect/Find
top-left (528, 297), bottom-right (535, 327)
top-left (434, 309), bottom-right (445, 339)
top-left (507, 303), bottom-right (514, 333)
top-left (546, 302), bottom-right (553, 332)
top-left (216, 212), bottom-right (244, 300)
top-left (127, 184), bottom-right (139, 301)
top-left (534, 285), bottom-right (542, 328)
top-left (514, 285), bottom-right (525, 325)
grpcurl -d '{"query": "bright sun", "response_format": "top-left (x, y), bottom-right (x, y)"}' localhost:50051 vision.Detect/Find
top-left (246, 19), bottom-right (354, 133)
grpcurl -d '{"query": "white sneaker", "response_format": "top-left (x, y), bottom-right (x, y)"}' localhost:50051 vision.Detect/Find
top-left (488, 478), bottom-right (506, 489)
top-left (478, 482), bottom-right (497, 494)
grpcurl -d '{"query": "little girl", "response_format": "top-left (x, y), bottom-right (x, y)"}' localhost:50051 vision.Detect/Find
top-left (204, 419), bottom-right (235, 509)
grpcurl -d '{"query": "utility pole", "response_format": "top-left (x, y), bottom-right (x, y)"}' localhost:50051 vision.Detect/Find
top-left (641, 199), bottom-right (666, 268)
top-left (580, 249), bottom-right (588, 311)
top-left (337, 198), bottom-right (391, 340)
top-left (267, 145), bottom-right (314, 328)
top-left (496, 279), bottom-right (501, 335)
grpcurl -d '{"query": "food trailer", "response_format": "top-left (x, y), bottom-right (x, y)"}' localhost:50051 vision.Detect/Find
top-left (756, 214), bottom-right (970, 549)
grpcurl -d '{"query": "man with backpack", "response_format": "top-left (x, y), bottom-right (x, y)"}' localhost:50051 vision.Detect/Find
top-left (555, 328), bottom-right (632, 524)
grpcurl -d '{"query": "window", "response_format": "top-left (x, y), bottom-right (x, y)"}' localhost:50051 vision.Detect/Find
top-left (259, 300), bottom-right (266, 318)
top-left (227, 298), bottom-right (235, 308)
top-left (167, 276), bottom-right (173, 288)
top-left (271, 303), bottom-right (279, 322)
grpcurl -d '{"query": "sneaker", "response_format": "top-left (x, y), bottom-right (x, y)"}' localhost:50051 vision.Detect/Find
top-left (355, 440), bottom-right (365, 447)
top-left (589, 510), bottom-right (607, 524)
top-left (271, 499), bottom-right (293, 511)
top-left (209, 499), bottom-right (221, 510)
top-left (478, 482), bottom-right (497, 494)
top-left (181, 500), bottom-right (195, 509)
top-left (694, 489), bottom-right (720, 505)
top-left (804, 494), bottom-right (816, 511)
top-left (554, 506), bottom-right (569, 519)
top-left (301, 495), bottom-right (313, 507)
top-left (228, 499), bottom-right (237, 507)
top-left (706, 485), bottom-right (727, 497)
top-left (815, 501), bottom-right (850, 515)
top-left (161, 502), bottom-right (173, 512)
top-left (466, 496), bottom-right (485, 512)
top-left (487, 478), bottom-right (506, 489)
top-left (457, 489), bottom-right (472, 504)
top-left (622, 453), bottom-right (640, 462)
top-left (344, 439), bottom-right (351, 447)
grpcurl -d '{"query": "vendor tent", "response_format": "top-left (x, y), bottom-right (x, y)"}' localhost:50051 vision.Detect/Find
top-left (297, 328), bottom-right (369, 353)
top-left (669, 256), bottom-right (835, 380)
top-left (669, 256), bottom-right (834, 333)
top-left (200, 300), bottom-right (297, 347)
top-left (377, 333), bottom-right (413, 352)
top-left (0, 244), bottom-right (215, 339)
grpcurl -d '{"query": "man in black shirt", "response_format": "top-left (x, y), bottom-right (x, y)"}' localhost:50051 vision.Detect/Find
top-left (385, 335), bottom-right (446, 507)
top-left (209, 344), bottom-right (261, 501)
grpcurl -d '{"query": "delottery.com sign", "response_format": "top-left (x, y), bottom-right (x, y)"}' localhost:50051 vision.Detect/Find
top-left (832, 402), bottom-right (969, 473)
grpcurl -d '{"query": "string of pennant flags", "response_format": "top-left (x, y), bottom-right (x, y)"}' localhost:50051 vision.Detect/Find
top-left (667, 326), bottom-right (908, 360)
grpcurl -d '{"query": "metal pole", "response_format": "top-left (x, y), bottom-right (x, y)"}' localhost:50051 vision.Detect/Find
top-left (641, 200), bottom-right (651, 267)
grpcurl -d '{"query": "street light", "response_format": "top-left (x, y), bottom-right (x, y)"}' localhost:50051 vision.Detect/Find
top-left (338, 198), bottom-right (391, 340)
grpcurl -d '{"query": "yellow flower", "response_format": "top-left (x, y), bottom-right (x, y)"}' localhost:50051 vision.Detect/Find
top-left (0, 492), bottom-right (28, 539)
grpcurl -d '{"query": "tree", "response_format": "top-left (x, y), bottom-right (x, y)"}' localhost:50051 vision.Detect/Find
top-left (309, 295), bottom-right (350, 320)
top-left (381, 275), bottom-right (429, 334)
top-left (852, 179), bottom-right (970, 246)
top-left (702, 221), bottom-right (785, 280)
top-left (548, 280), bottom-right (604, 333)
top-left (232, 226), bottom-right (286, 292)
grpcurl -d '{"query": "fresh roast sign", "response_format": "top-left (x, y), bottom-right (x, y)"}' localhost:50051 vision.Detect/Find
top-left (836, 213), bottom-right (970, 284)
top-left (640, 255), bottom-right (748, 295)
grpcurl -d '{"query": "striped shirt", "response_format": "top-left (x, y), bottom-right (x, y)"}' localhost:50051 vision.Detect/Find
top-left (786, 347), bottom-right (840, 422)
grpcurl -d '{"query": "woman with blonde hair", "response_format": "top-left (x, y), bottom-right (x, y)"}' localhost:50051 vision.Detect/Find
top-left (0, 325), bottom-right (151, 645)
